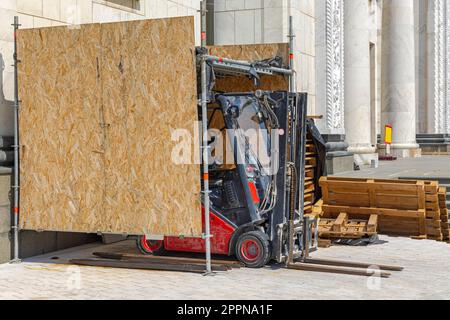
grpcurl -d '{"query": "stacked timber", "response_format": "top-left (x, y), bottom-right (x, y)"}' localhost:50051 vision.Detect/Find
top-left (439, 187), bottom-right (450, 241)
top-left (319, 177), bottom-right (426, 238)
top-left (317, 177), bottom-right (449, 243)
top-left (304, 133), bottom-right (317, 215)
top-left (424, 182), bottom-right (443, 241)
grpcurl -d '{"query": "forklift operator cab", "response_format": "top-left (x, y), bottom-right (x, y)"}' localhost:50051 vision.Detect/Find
top-left (138, 91), bottom-right (309, 268)
top-left (137, 52), bottom-right (311, 268)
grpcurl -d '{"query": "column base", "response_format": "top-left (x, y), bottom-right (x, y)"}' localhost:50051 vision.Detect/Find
top-left (347, 145), bottom-right (378, 166)
top-left (378, 143), bottom-right (422, 158)
top-left (353, 153), bottom-right (379, 166)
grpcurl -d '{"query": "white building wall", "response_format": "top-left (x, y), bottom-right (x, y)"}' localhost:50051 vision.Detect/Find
top-left (0, 0), bottom-right (201, 136)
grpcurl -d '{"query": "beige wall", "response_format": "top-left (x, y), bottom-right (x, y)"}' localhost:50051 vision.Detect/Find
top-left (0, 0), bottom-right (201, 136)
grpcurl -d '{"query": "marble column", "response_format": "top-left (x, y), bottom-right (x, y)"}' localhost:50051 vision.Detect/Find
top-left (428, 0), bottom-right (448, 134)
top-left (344, 0), bottom-right (377, 164)
top-left (315, 0), bottom-right (345, 137)
top-left (381, 0), bottom-right (421, 157)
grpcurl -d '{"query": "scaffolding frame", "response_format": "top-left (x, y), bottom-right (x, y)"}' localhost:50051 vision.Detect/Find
top-left (199, 3), bottom-right (297, 272)
top-left (11, 16), bottom-right (21, 264)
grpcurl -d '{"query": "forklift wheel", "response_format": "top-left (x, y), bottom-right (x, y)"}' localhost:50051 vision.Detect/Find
top-left (137, 235), bottom-right (166, 256)
top-left (235, 231), bottom-right (271, 268)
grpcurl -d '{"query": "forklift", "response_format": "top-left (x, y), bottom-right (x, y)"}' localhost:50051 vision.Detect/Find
top-left (133, 6), bottom-right (402, 275)
top-left (136, 49), bottom-right (320, 268)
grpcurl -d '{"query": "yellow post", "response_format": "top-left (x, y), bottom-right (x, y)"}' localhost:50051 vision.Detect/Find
top-left (385, 125), bottom-right (392, 155)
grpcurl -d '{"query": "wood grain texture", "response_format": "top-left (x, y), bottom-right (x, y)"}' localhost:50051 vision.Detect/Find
top-left (18, 17), bottom-right (201, 236)
top-left (18, 24), bottom-right (105, 232)
top-left (208, 43), bottom-right (289, 92)
top-left (101, 18), bottom-right (201, 236)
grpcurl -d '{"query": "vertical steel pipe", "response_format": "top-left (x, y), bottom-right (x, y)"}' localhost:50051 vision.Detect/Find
top-left (200, 0), bottom-right (212, 275)
top-left (11, 16), bottom-right (21, 264)
top-left (288, 16), bottom-right (296, 93)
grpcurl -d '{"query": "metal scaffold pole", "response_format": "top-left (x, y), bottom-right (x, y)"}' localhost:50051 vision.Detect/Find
top-left (11, 16), bottom-right (21, 264)
top-left (200, 0), bottom-right (212, 275)
top-left (288, 16), bottom-right (296, 92)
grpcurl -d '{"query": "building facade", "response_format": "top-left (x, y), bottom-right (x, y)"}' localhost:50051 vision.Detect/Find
top-left (0, 0), bottom-right (202, 137)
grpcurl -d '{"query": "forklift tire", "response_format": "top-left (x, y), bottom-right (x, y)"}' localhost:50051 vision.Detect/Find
top-left (235, 231), bottom-right (271, 268)
top-left (137, 235), bottom-right (166, 256)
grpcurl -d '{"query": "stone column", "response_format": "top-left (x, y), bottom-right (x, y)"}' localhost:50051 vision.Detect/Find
top-left (344, 0), bottom-right (377, 164)
top-left (315, 0), bottom-right (345, 137)
top-left (429, 0), bottom-right (447, 134)
top-left (381, 0), bottom-right (421, 157)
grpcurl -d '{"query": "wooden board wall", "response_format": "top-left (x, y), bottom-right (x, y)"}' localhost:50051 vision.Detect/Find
top-left (18, 17), bottom-right (202, 236)
top-left (208, 43), bottom-right (289, 92)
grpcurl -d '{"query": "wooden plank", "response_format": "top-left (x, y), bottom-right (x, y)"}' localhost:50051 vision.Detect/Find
top-left (331, 212), bottom-right (348, 232)
top-left (426, 219), bottom-right (442, 228)
top-left (18, 18), bottom-right (202, 236)
top-left (322, 204), bottom-right (426, 219)
top-left (318, 239), bottom-right (332, 248)
top-left (367, 214), bottom-right (378, 233)
top-left (303, 258), bottom-right (403, 271)
top-left (92, 252), bottom-right (241, 268)
top-left (288, 263), bottom-right (391, 278)
top-left (70, 258), bottom-right (220, 273)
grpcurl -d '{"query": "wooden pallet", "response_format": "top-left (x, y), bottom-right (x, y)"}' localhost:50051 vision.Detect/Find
top-left (317, 212), bottom-right (377, 239)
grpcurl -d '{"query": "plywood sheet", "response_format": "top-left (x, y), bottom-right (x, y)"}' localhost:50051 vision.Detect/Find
top-left (18, 24), bottom-right (105, 232)
top-left (208, 43), bottom-right (289, 92)
top-left (101, 18), bottom-right (201, 236)
top-left (18, 17), bottom-right (201, 236)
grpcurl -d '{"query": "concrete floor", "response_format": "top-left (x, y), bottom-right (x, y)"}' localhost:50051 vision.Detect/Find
top-left (0, 236), bottom-right (449, 300)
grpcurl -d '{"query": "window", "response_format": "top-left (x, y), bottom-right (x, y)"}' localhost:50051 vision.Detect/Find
top-left (105, 0), bottom-right (141, 11)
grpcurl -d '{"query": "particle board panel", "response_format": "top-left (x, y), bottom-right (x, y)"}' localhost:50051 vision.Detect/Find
top-left (101, 18), bottom-right (201, 236)
top-left (18, 17), bottom-right (202, 236)
top-left (18, 24), bottom-right (105, 232)
top-left (208, 43), bottom-right (289, 92)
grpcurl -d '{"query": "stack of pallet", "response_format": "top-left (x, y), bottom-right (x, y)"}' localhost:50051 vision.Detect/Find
top-left (316, 177), bottom-right (449, 243)
top-left (423, 182), bottom-right (444, 241)
top-left (304, 133), bottom-right (317, 215)
top-left (439, 187), bottom-right (450, 241)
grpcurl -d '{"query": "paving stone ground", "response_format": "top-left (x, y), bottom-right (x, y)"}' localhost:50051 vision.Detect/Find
top-left (1, 156), bottom-right (449, 300)
top-left (0, 236), bottom-right (449, 300)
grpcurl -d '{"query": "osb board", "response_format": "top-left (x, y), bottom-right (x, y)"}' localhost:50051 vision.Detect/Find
top-left (18, 24), bottom-right (105, 232)
top-left (18, 17), bottom-right (202, 236)
top-left (208, 43), bottom-right (289, 92)
top-left (100, 19), bottom-right (201, 235)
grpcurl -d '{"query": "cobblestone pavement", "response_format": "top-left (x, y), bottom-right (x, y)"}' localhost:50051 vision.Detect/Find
top-left (0, 236), bottom-right (449, 300)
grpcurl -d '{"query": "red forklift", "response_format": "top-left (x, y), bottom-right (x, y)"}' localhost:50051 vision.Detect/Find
top-left (136, 49), bottom-right (324, 268)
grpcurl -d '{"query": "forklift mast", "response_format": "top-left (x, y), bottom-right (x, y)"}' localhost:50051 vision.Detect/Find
top-left (199, 48), bottom-right (312, 263)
